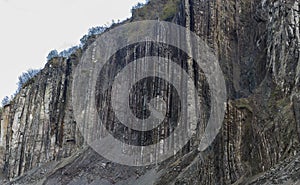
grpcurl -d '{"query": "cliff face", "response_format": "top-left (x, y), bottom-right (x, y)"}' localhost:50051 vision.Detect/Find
top-left (0, 53), bottom-right (83, 180)
top-left (0, 0), bottom-right (300, 184)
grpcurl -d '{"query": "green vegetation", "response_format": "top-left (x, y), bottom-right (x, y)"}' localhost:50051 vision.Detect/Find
top-left (17, 69), bottom-right (40, 91)
top-left (131, 0), bottom-right (180, 21)
top-left (161, 0), bottom-right (180, 20)
top-left (235, 98), bottom-right (253, 112)
top-left (1, 69), bottom-right (40, 108)
top-left (1, 96), bottom-right (10, 107)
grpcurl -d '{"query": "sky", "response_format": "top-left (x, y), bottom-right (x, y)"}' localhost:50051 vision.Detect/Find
top-left (0, 0), bottom-right (144, 101)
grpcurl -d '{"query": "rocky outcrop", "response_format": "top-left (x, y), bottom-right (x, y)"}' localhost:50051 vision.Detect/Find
top-left (0, 52), bottom-right (83, 179)
top-left (246, 153), bottom-right (300, 184)
top-left (266, 0), bottom-right (300, 94)
top-left (0, 0), bottom-right (300, 184)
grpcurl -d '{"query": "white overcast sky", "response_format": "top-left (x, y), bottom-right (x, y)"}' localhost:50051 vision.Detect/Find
top-left (0, 0), bottom-right (144, 101)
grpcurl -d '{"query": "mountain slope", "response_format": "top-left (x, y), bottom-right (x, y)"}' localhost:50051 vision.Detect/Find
top-left (1, 0), bottom-right (300, 184)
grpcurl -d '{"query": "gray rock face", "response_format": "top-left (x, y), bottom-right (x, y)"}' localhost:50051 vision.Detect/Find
top-left (246, 153), bottom-right (300, 185)
top-left (1, 0), bottom-right (300, 184)
top-left (0, 53), bottom-right (83, 180)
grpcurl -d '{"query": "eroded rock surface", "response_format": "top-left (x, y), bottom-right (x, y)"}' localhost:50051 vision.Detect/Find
top-left (1, 0), bottom-right (300, 184)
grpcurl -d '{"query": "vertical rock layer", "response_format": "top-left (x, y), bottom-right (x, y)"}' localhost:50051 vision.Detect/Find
top-left (0, 52), bottom-right (83, 179)
top-left (0, 0), bottom-right (300, 184)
